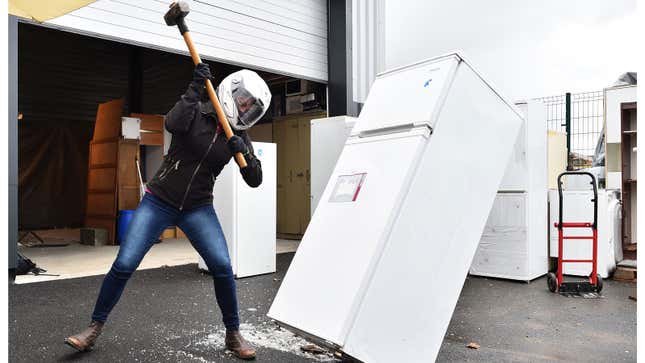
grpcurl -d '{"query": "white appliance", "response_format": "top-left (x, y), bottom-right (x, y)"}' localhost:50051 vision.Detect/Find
top-left (285, 95), bottom-right (303, 114)
top-left (198, 142), bottom-right (277, 278)
top-left (310, 116), bottom-right (357, 216)
top-left (268, 53), bottom-right (523, 363)
top-left (548, 189), bottom-right (621, 278)
top-left (285, 79), bottom-right (312, 96)
top-left (469, 100), bottom-right (548, 281)
top-left (121, 117), bottom-right (141, 139)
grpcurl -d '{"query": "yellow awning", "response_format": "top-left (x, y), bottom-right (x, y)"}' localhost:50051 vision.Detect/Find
top-left (9, 0), bottom-right (96, 22)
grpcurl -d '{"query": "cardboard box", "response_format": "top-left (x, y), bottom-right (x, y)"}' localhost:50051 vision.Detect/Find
top-left (160, 227), bottom-right (176, 239)
top-left (80, 228), bottom-right (107, 246)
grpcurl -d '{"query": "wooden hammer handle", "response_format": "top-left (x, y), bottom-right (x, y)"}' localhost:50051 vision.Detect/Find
top-left (182, 32), bottom-right (247, 168)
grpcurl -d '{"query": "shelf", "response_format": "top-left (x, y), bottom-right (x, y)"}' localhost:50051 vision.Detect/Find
top-left (623, 130), bottom-right (637, 134)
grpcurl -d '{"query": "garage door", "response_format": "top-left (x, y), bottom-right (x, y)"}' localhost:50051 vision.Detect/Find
top-left (43, 0), bottom-right (328, 82)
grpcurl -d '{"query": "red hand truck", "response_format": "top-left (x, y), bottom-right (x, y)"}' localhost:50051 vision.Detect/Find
top-left (547, 171), bottom-right (603, 294)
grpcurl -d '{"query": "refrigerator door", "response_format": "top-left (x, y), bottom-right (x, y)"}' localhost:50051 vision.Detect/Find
top-left (470, 192), bottom-right (529, 279)
top-left (352, 54), bottom-right (459, 135)
top-left (268, 128), bottom-right (431, 345)
top-left (499, 104), bottom-right (528, 191)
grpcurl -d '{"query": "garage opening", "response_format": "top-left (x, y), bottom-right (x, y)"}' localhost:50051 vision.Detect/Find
top-left (16, 22), bottom-right (327, 283)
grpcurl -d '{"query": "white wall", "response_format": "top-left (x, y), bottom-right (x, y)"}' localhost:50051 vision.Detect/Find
top-left (352, 0), bottom-right (385, 104)
top-left (354, 0), bottom-right (637, 103)
top-left (45, 0), bottom-right (328, 81)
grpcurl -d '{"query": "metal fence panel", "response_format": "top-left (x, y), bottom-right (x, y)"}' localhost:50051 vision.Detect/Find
top-left (539, 91), bottom-right (604, 169)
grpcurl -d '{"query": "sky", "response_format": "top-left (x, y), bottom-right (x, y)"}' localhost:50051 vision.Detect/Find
top-left (384, 0), bottom-right (638, 100)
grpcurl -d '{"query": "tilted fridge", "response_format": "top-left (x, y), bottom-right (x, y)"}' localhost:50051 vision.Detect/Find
top-left (267, 53), bottom-right (523, 362)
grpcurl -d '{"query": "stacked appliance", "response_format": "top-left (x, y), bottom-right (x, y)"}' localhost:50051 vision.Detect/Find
top-left (469, 100), bottom-right (548, 281)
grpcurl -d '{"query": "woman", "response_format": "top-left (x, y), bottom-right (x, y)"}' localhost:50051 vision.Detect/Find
top-left (65, 63), bottom-right (271, 360)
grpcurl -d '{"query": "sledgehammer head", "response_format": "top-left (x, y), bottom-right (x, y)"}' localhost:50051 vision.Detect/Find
top-left (165, 1), bottom-right (191, 34)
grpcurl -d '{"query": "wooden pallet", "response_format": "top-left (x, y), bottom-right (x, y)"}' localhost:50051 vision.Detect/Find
top-left (613, 266), bottom-right (637, 282)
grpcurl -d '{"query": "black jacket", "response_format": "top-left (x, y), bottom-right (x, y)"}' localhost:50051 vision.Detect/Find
top-left (146, 81), bottom-right (262, 211)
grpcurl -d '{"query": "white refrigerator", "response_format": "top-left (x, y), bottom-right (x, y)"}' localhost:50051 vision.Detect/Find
top-left (198, 142), bottom-right (277, 278)
top-left (268, 53), bottom-right (523, 363)
top-left (469, 100), bottom-right (548, 281)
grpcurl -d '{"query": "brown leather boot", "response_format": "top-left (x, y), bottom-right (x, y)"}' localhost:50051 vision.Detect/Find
top-left (225, 329), bottom-right (256, 360)
top-left (64, 321), bottom-right (104, 352)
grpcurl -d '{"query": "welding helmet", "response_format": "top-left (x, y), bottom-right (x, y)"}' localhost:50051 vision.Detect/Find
top-left (216, 69), bottom-right (271, 130)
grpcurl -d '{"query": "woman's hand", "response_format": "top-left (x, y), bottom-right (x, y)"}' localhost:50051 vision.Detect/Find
top-left (193, 63), bottom-right (212, 84)
top-left (227, 135), bottom-right (248, 155)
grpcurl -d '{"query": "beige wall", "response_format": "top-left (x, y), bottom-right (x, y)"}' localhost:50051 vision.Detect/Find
top-left (247, 123), bottom-right (273, 143)
top-left (547, 130), bottom-right (567, 189)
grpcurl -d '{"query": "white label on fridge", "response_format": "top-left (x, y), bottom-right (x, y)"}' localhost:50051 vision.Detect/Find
top-left (329, 173), bottom-right (367, 203)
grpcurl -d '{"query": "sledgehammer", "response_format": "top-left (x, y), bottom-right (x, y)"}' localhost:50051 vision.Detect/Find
top-left (164, 1), bottom-right (247, 168)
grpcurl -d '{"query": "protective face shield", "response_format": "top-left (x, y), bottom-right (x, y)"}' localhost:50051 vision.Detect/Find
top-left (217, 69), bottom-right (271, 130)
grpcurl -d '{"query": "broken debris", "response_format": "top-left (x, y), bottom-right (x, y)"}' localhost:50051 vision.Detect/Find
top-left (466, 342), bottom-right (480, 350)
top-left (301, 344), bottom-right (326, 354)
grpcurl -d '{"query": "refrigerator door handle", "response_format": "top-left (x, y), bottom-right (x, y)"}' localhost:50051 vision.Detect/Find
top-left (358, 123), bottom-right (432, 138)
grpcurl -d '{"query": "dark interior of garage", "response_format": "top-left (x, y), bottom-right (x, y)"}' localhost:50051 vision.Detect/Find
top-left (17, 22), bottom-right (326, 234)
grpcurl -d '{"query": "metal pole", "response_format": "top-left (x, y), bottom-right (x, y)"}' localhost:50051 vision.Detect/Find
top-left (565, 92), bottom-right (572, 170)
top-left (9, 15), bottom-right (19, 279)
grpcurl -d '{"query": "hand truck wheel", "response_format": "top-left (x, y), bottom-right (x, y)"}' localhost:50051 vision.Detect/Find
top-left (596, 274), bottom-right (603, 293)
top-left (547, 272), bottom-right (557, 293)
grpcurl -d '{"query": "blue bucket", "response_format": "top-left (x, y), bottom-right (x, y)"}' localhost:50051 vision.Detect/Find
top-left (117, 210), bottom-right (136, 244)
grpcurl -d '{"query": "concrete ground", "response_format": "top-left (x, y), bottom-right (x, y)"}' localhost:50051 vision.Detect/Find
top-left (16, 230), bottom-right (299, 284)
top-left (10, 253), bottom-right (636, 362)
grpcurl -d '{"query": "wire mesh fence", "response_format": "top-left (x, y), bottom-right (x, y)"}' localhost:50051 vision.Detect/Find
top-left (538, 91), bottom-right (604, 169)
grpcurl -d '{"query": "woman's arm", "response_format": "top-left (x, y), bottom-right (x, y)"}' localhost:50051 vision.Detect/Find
top-left (227, 131), bottom-right (263, 188)
top-left (164, 63), bottom-right (211, 134)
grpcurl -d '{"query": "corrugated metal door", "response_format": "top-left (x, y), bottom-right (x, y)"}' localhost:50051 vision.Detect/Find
top-left (45, 0), bottom-right (328, 82)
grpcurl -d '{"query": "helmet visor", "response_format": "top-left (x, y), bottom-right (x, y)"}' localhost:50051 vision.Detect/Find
top-left (232, 81), bottom-right (265, 129)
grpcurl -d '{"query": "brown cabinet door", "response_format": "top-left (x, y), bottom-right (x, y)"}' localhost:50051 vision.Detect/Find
top-left (273, 112), bottom-right (325, 236)
top-left (298, 117), bottom-right (311, 233)
top-left (282, 119), bottom-right (302, 234)
top-left (117, 140), bottom-right (141, 211)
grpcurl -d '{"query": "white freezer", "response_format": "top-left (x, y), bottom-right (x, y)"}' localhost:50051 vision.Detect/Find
top-left (469, 100), bottom-right (548, 281)
top-left (268, 53), bottom-right (523, 362)
top-left (548, 189), bottom-right (621, 278)
top-left (198, 142), bottom-right (277, 278)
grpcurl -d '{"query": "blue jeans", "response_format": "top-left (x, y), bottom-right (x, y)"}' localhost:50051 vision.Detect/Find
top-left (91, 193), bottom-right (239, 330)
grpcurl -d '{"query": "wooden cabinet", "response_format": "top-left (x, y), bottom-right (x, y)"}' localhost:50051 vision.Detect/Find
top-left (273, 112), bottom-right (324, 237)
top-left (620, 103), bottom-right (637, 246)
top-left (85, 99), bottom-right (141, 245)
top-left (86, 139), bottom-right (140, 244)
